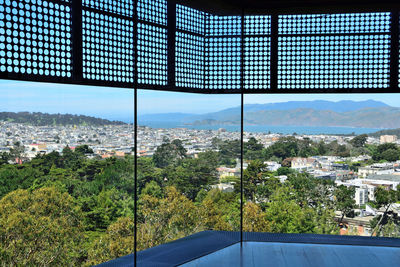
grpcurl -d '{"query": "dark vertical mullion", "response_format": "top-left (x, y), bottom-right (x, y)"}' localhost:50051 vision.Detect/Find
top-left (1, 1), bottom-right (8, 79)
top-left (240, 8), bottom-right (245, 244)
top-left (390, 10), bottom-right (399, 90)
top-left (270, 14), bottom-right (279, 91)
top-left (133, 0), bottom-right (138, 266)
top-left (71, 0), bottom-right (83, 82)
top-left (203, 13), bottom-right (208, 90)
top-left (167, 0), bottom-right (176, 87)
top-left (133, 80), bottom-right (138, 267)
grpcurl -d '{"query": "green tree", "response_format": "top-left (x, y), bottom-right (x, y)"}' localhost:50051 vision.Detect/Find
top-left (255, 176), bottom-right (281, 204)
top-left (200, 188), bottom-right (240, 231)
top-left (62, 145), bottom-right (84, 170)
top-left (243, 202), bottom-right (269, 232)
top-left (75, 145), bottom-right (94, 155)
top-left (0, 152), bottom-right (10, 165)
top-left (334, 185), bottom-right (356, 226)
top-left (9, 141), bottom-right (26, 161)
top-left (317, 141), bottom-right (328, 155)
top-left (239, 160), bottom-right (272, 201)
top-left (244, 137), bottom-right (264, 160)
top-left (0, 164), bottom-right (43, 198)
top-left (263, 137), bottom-right (298, 161)
top-left (370, 186), bottom-right (398, 237)
top-left (373, 143), bottom-right (399, 161)
top-left (265, 187), bottom-right (316, 233)
top-left (165, 151), bottom-right (218, 200)
top-left (199, 197), bottom-right (233, 231)
top-left (380, 149), bottom-right (400, 162)
top-left (0, 187), bottom-right (84, 266)
top-left (141, 181), bottom-right (163, 198)
top-left (80, 188), bottom-right (131, 231)
top-left (276, 167), bottom-right (293, 176)
top-left (153, 139), bottom-right (187, 168)
top-left (86, 217), bottom-right (134, 266)
top-left (137, 186), bottom-right (203, 250)
top-left (350, 134), bottom-right (368, 148)
top-left (212, 138), bottom-right (241, 167)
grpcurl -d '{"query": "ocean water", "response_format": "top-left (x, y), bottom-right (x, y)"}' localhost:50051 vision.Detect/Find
top-left (139, 121), bottom-right (383, 135)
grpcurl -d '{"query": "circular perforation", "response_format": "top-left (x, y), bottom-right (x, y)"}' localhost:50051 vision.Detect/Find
top-left (3, 0), bottom-right (72, 77)
top-left (82, 10), bottom-right (135, 83)
top-left (83, 0), bottom-right (134, 17)
top-left (176, 32), bottom-right (204, 89)
top-left (137, 23), bottom-right (167, 85)
top-left (177, 5), bottom-right (204, 35)
top-left (278, 35), bottom-right (390, 89)
top-left (207, 15), bottom-right (241, 36)
top-left (245, 16), bottom-right (271, 35)
top-left (205, 37), bottom-right (241, 90)
top-left (280, 13), bottom-right (390, 35)
top-left (0, 0), bottom-right (5, 72)
top-left (244, 36), bottom-right (270, 90)
top-left (138, 0), bottom-right (167, 26)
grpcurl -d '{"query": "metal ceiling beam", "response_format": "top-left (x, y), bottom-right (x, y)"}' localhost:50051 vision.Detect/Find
top-left (177, 0), bottom-right (399, 15)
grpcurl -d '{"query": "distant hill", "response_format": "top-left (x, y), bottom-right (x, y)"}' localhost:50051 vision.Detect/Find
top-left (201, 100), bottom-right (389, 118)
top-left (191, 107), bottom-right (400, 128)
top-left (139, 100), bottom-right (389, 123)
top-left (241, 107), bottom-right (400, 128)
top-left (139, 100), bottom-right (400, 129)
top-left (179, 100), bottom-right (391, 123)
top-left (369, 128), bottom-right (400, 138)
top-left (0, 112), bottom-right (126, 126)
top-left (243, 100), bottom-right (389, 112)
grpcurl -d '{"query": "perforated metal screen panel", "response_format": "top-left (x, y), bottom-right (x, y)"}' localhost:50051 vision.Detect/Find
top-left (205, 15), bottom-right (241, 90)
top-left (137, 23), bottom-right (167, 85)
top-left (278, 13), bottom-right (391, 90)
top-left (176, 4), bottom-right (204, 34)
top-left (176, 32), bottom-right (204, 88)
top-left (82, 10), bottom-right (135, 83)
top-left (244, 16), bottom-right (271, 90)
top-left (175, 5), bottom-right (205, 89)
top-left (2, 0), bottom-right (72, 78)
top-left (138, 0), bottom-right (167, 26)
top-left (83, 0), bottom-right (134, 17)
top-left (0, 1), bottom-right (399, 93)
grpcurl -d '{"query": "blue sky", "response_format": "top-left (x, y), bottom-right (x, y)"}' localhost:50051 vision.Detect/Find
top-left (1, 80), bottom-right (400, 122)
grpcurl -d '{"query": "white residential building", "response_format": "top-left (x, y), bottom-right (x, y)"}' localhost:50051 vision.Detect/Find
top-left (358, 163), bottom-right (395, 178)
top-left (264, 161), bottom-right (281, 172)
top-left (355, 187), bottom-right (369, 206)
top-left (380, 135), bottom-right (397, 144)
top-left (291, 157), bottom-right (320, 172)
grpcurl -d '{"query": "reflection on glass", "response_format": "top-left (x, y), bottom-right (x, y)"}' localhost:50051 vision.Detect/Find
top-left (137, 90), bottom-right (241, 250)
top-left (243, 94), bottom-right (400, 237)
top-left (0, 81), bottom-right (134, 265)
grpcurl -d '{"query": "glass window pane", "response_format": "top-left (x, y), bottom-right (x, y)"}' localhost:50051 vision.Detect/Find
top-left (137, 90), bottom-right (241, 250)
top-left (244, 93), bottom-right (400, 238)
top-left (0, 80), bottom-right (135, 265)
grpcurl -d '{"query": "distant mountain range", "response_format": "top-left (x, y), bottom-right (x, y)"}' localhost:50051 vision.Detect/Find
top-left (139, 100), bottom-right (400, 129)
top-left (0, 112), bottom-right (126, 126)
top-left (4, 100), bottom-right (400, 130)
top-left (369, 128), bottom-right (400, 138)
